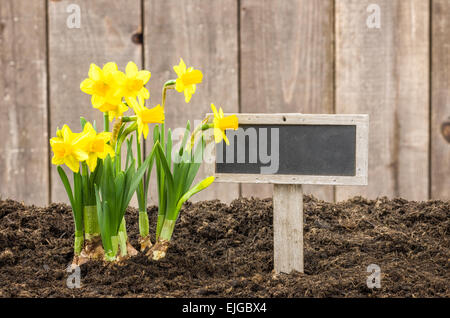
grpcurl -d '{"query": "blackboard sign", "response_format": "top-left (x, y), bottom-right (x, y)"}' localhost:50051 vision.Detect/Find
top-left (216, 124), bottom-right (357, 176)
top-left (205, 114), bottom-right (368, 186)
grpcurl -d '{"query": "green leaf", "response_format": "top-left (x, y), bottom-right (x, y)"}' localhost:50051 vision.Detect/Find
top-left (124, 148), bottom-right (156, 209)
top-left (80, 117), bottom-right (87, 130)
top-left (73, 172), bottom-right (84, 231)
top-left (125, 135), bottom-right (134, 169)
top-left (154, 142), bottom-right (174, 191)
top-left (57, 166), bottom-right (74, 208)
top-left (172, 176), bottom-right (215, 219)
top-left (166, 128), bottom-right (172, 169)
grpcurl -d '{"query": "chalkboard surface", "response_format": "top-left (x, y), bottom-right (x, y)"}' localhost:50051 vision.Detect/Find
top-left (215, 124), bottom-right (357, 176)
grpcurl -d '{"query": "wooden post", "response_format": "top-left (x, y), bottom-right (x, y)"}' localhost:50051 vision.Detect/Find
top-left (273, 184), bottom-right (304, 274)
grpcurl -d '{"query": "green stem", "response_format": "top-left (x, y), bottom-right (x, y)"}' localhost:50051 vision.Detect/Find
top-left (81, 162), bottom-right (90, 204)
top-left (105, 236), bottom-right (119, 261)
top-left (159, 219), bottom-right (176, 242)
top-left (83, 205), bottom-right (100, 240)
top-left (116, 122), bottom-right (138, 157)
top-left (156, 213), bottom-right (165, 240)
top-left (118, 218), bottom-right (128, 257)
top-left (139, 211), bottom-right (149, 238)
top-left (122, 116), bottom-right (137, 122)
top-left (104, 113), bottom-right (109, 132)
top-left (136, 128), bottom-right (145, 202)
top-left (161, 80), bottom-right (176, 111)
top-left (74, 230), bottom-right (84, 255)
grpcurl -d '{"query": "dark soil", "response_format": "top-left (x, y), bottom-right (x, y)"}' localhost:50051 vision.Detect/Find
top-left (0, 195), bottom-right (448, 297)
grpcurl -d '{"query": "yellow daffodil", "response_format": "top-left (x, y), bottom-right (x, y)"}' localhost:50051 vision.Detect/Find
top-left (50, 125), bottom-right (90, 173)
top-left (130, 98), bottom-right (165, 141)
top-left (82, 123), bottom-right (115, 172)
top-left (80, 62), bottom-right (122, 108)
top-left (95, 102), bottom-right (129, 122)
top-left (173, 58), bottom-right (203, 103)
top-left (113, 62), bottom-right (151, 104)
top-left (211, 104), bottom-right (238, 145)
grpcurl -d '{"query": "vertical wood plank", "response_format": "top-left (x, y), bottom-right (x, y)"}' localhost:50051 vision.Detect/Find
top-left (240, 0), bottom-right (335, 202)
top-left (144, 0), bottom-right (239, 204)
top-left (0, 0), bottom-right (48, 205)
top-left (48, 0), bottom-right (142, 204)
top-left (336, 0), bottom-right (430, 201)
top-left (431, 0), bottom-right (450, 200)
top-left (273, 184), bottom-right (303, 274)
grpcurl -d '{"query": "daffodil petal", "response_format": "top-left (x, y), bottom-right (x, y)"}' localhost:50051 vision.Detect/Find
top-left (92, 95), bottom-right (105, 108)
top-left (143, 124), bottom-right (149, 139)
top-left (87, 153), bottom-right (98, 172)
top-left (137, 70), bottom-right (151, 84)
top-left (51, 155), bottom-right (64, 165)
top-left (112, 70), bottom-right (126, 85)
top-left (139, 87), bottom-right (150, 100)
top-left (88, 64), bottom-right (102, 81)
top-left (211, 104), bottom-right (219, 118)
top-left (65, 155), bottom-right (80, 173)
top-left (126, 61), bottom-right (139, 77)
top-left (222, 131), bottom-right (230, 145)
top-left (80, 78), bottom-right (95, 94)
top-left (73, 148), bottom-right (89, 162)
top-left (214, 128), bottom-right (223, 144)
top-left (103, 62), bottom-right (118, 75)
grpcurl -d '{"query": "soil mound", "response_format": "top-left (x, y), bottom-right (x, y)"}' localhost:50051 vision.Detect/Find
top-left (0, 196), bottom-right (448, 297)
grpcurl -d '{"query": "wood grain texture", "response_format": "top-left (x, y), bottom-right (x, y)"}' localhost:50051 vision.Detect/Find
top-left (143, 0), bottom-right (239, 204)
top-left (48, 0), bottom-right (142, 204)
top-left (335, 0), bottom-right (430, 201)
top-left (240, 0), bottom-right (335, 202)
top-left (273, 184), bottom-right (303, 274)
top-left (431, 0), bottom-right (450, 200)
top-left (0, 0), bottom-right (48, 205)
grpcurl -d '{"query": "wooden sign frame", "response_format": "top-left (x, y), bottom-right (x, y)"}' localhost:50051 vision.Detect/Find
top-left (205, 113), bottom-right (369, 185)
top-left (204, 113), bottom-right (369, 274)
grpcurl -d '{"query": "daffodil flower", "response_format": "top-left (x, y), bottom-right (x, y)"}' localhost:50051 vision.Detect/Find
top-left (80, 62), bottom-right (122, 108)
top-left (50, 125), bottom-right (90, 173)
top-left (95, 102), bottom-right (129, 122)
top-left (129, 98), bottom-right (165, 141)
top-left (113, 61), bottom-right (151, 104)
top-left (82, 123), bottom-right (115, 172)
top-left (211, 103), bottom-right (238, 145)
top-left (173, 58), bottom-right (203, 103)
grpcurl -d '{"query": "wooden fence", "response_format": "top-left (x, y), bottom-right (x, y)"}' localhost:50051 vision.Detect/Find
top-left (1, 0), bottom-right (449, 206)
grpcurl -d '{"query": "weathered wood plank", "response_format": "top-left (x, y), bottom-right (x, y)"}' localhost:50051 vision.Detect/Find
top-left (0, 0), bottom-right (48, 205)
top-left (431, 0), bottom-right (450, 200)
top-left (335, 0), bottom-right (430, 201)
top-left (48, 0), bottom-right (142, 204)
top-left (273, 184), bottom-right (303, 274)
top-left (240, 0), bottom-right (335, 202)
top-left (144, 0), bottom-right (239, 204)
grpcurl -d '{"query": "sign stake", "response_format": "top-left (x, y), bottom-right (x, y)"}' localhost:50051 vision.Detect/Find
top-left (273, 184), bottom-right (304, 274)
